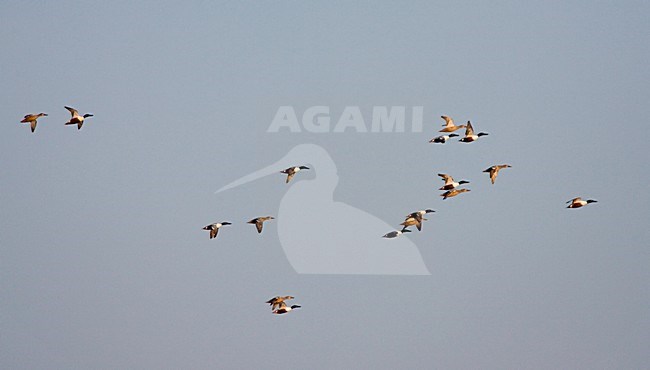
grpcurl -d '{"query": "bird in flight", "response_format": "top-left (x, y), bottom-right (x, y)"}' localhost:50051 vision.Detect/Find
top-left (401, 209), bottom-right (435, 231)
top-left (441, 188), bottom-right (471, 200)
top-left (64, 106), bottom-right (94, 130)
top-left (382, 228), bottom-right (412, 238)
top-left (272, 302), bottom-right (302, 315)
top-left (483, 164), bottom-right (512, 184)
top-left (281, 165), bottom-right (309, 183)
top-left (459, 121), bottom-right (488, 143)
top-left (438, 173), bottom-right (470, 191)
top-left (202, 221), bottom-right (232, 239)
top-left (429, 133), bottom-right (459, 144)
top-left (247, 216), bottom-right (275, 234)
top-left (439, 115), bottom-right (466, 133)
top-left (20, 113), bottom-right (48, 133)
top-left (566, 197), bottom-right (598, 209)
top-left (266, 296), bottom-right (295, 310)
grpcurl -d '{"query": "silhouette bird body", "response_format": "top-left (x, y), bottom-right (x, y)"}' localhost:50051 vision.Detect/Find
top-left (216, 144), bottom-right (430, 275)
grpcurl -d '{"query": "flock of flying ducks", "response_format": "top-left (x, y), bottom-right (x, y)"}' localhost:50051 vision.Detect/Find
top-left (18, 111), bottom-right (597, 315)
top-left (381, 115), bottom-right (597, 239)
top-left (21, 105), bottom-right (303, 315)
top-left (382, 116), bottom-right (502, 239)
top-left (428, 115), bottom-right (489, 144)
top-left (200, 166), bottom-right (311, 314)
top-left (20, 106), bottom-right (94, 132)
top-left (199, 165), bottom-right (310, 242)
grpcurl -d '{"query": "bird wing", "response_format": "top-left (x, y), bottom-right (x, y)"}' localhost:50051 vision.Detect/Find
top-left (438, 173), bottom-right (454, 184)
top-left (400, 218), bottom-right (416, 227)
top-left (465, 122), bottom-right (474, 136)
top-left (490, 169), bottom-right (498, 184)
top-left (405, 212), bottom-right (418, 219)
top-left (64, 106), bottom-right (79, 117)
top-left (31, 121), bottom-right (37, 133)
top-left (406, 213), bottom-right (423, 222)
top-left (255, 221), bottom-right (264, 233)
top-left (210, 228), bottom-right (219, 239)
top-left (441, 115), bottom-right (453, 127)
top-left (285, 172), bottom-right (295, 183)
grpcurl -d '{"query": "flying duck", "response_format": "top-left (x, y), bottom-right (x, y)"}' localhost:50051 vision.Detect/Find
top-left (459, 121), bottom-right (488, 142)
top-left (382, 228), bottom-right (412, 239)
top-left (401, 217), bottom-right (422, 231)
top-left (483, 164), bottom-right (512, 184)
top-left (281, 165), bottom-right (309, 183)
top-left (20, 113), bottom-right (48, 133)
top-left (566, 197), bottom-right (598, 209)
top-left (438, 173), bottom-right (470, 191)
top-left (440, 188), bottom-right (470, 200)
top-left (405, 209), bottom-right (436, 220)
top-left (429, 133), bottom-right (459, 144)
top-left (272, 302), bottom-right (302, 315)
top-left (202, 221), bottom-right (232, 239)
top-left (247, 216), bottom-right (275, 234)
top-left (266, 296), bottom-right (295, 310)
top-left (64, 106), bottom-right (94, 130)
top-left (439, 115), bottom-right (467, 133)
top-left (402, 209), bottom-right (435, 231)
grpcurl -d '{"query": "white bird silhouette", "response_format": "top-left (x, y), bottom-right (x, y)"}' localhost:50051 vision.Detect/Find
top-left (216, 144), bottom-right (430, 275)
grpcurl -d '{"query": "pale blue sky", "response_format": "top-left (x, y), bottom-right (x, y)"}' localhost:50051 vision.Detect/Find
top-left (1, 1), bottom-right (649, 369)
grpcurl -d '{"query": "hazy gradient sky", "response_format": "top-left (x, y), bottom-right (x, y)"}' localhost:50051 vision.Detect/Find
top-left (2, 1), bottom-right (649, 369)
